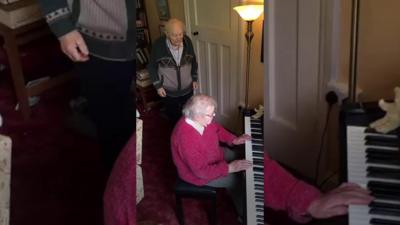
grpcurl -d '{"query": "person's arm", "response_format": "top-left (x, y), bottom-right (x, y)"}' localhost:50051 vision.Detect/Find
top-left (265, 153), bottom-right (374, 223)
top-left (232, 134), bottom-right (251, 145)
top-left (37, 0), bottom-right (88, 62)
top-left (264, 153), bottom-right (321, 223)
top-left (37, 0), bottom-right (76, 38)
top-left (179, 135), bottom-right (229, 180)
top-left (214, 123), bottom-right (252, 147)
top-left (306, 182), bottom-right (373, 219)
top-left (147, 41), bottom-right (164, 93)
top-left (213, 123), bottom-right (236, 145)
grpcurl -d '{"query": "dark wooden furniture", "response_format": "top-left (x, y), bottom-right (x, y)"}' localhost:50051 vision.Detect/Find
top-left (136, 84), bottom-right (160, 112)
top-left (135, 0), bottom-right (160, 112)
top-left (0, 19), bottom-right (73, 119)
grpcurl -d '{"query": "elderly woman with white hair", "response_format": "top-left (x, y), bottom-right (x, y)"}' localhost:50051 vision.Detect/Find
top-left (172, 94), bottom-right (374, 224)
top-left (171, 94), bottom-right (252, 220)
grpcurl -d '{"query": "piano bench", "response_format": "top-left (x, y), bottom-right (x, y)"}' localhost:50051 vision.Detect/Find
top-left (174, 177), bottom-right (217, 225)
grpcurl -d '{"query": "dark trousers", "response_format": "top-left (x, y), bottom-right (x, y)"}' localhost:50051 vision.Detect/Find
top-left (75, 57), bottom-right (135, 173)
top-left (163, 91), bottom-right (193, 124)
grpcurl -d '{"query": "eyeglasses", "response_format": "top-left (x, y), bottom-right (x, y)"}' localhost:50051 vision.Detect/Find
top-left (204, 112), bottom-right (216, 118)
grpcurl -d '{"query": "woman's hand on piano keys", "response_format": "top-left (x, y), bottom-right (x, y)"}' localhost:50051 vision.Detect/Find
top-left (306, 182), bottom-right (374, 219)
top-left (228, 160), bottom-right (252, 173)
top-left (232, 134), bottom-right (251, 145)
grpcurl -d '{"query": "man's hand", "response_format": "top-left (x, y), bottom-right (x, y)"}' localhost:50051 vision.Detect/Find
top-left (193, 81), bottom-right (199, 90)
top-left (157, 87), bottom-right (167, 97)
top-left (59, 30), bottom-right (89, 62)
top-left (232, 134), bottom-right (251, 145)
top-left (307, 183), bottom-right (374, 219)
top-left (228, 160), bottom-right (252, 173)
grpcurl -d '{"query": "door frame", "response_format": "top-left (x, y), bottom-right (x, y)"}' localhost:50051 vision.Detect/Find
top-left (263, 0), bottom-right (342, 178)
top-left (183, 0), bottom-right (244, 132)
top-left (183, 0), bottom-right (245, 108)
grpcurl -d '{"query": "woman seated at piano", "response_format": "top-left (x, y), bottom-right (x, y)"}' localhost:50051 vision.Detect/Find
top-left (265, 153), bottom-right (374, 224)
top-left (171, 93), bottom-right (374, 224)
top-left (171, 94), bottom-right (252, 221)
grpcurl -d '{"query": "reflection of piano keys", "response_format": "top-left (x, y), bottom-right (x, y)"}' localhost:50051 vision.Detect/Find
top-left (244, 115), bottom-right (264, 225)
top-left (341, 104), bottom-right (400, 225)
top-left (347, 126), bottom-right (400, 225)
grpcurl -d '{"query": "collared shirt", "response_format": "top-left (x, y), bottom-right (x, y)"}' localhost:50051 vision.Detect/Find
top-left (166, 39), bottom-right (183, 66)
top-left (185, 117), bottom-right (204, 135)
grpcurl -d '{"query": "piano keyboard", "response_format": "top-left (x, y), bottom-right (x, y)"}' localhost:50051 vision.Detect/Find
top-left (244, 116), bottom-right (264, 225)
top-left (347, 125), bottom-right (400, 225)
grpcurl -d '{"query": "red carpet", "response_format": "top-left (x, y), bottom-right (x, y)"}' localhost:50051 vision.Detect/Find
top-left (0, 78), bottom-right (107, 225)
top-left (0, 71), bottom-right (330, 225)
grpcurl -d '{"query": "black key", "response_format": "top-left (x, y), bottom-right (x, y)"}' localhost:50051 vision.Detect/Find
top-left (252, 152), bottom-right (263, 157)
top-left (254, 178), bottom-right (263, 183)
top-left (373, 193), bottom-right (400, 201)
top-left (255, 196), bottom-right (263, 200)
top-left (367, 166), bottom-right (400, 180)
top-left (370, 201), bottom-right (400, 216)
top-left (252, 146), bottom-right (263, 151)
top-left (368, 180), bottom-right (400, 190)
top-left (255, 184), bottom-right (263, 189)
top-left (255, 205), bottom-right (263, 209)
top-left (367, 151), bottom-right (399, 158)
top-left (367, 148), bottom-right (399, 155)
top-left (370, 201), bottom-right (400, 210)
top-left (365, 139), bottom-right (399, 148)
top-left (253, 159), bottom-right (263, 165)
top-left (368, 181), bottom-right (400, 199)
top-left (251, 123), bottom-right (262, 129)
top-left (367, 157), bottom-right (400, 166)
top-left (370, 218), bottom-right (400, 225)
top-left (254, 174), bottom-right (263, 178)
top-left (365, 127), bottom-right (399, 136)
top-left (253, 167), bottom-right (263, 172)
top-left (252, 134), bottom-right (263, 140)
top-left (365, 135), bottom-right (399, 144)
top-left (251, 129), bottom-right (261, 133)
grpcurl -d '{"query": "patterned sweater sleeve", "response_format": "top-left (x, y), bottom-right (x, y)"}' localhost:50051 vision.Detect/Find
top-left (147, 40), bottom-right (162, 89)
top-left (180, 133), bottom-right (228, 180)
top-left (37, 0), bottom-right (76, 38)
top-left (264, 153), bottom-right (321, 223)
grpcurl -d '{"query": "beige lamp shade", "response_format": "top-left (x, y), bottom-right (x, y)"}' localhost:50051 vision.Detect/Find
top-left (233, 5), bottom-right (264, 21)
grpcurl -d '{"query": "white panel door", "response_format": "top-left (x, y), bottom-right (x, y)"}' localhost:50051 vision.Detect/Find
top-left (264, 0), bottom-right (328, 178)
top-left (185, 0), bottom-right (241, 131)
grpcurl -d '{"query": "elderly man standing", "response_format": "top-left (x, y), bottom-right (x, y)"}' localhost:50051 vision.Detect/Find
top-left (171, 94), bottom-right (252, 220)
top-left (148, 18), bottom-right (198, 123)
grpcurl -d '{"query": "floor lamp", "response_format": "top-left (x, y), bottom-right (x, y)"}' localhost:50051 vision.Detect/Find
top-left (234, 4), bottom-right (264, 112)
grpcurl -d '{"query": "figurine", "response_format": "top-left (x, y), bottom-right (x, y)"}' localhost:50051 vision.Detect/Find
top-left (369, 87), bottom-right (400, 133)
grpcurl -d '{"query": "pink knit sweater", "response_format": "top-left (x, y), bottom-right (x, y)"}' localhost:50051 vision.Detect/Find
top-left (171, 118), bottom-right (321, 223)
top-left (264, 153), bottom-right (321, 223)
top-left (171, 118), bottom-right (236, 185)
